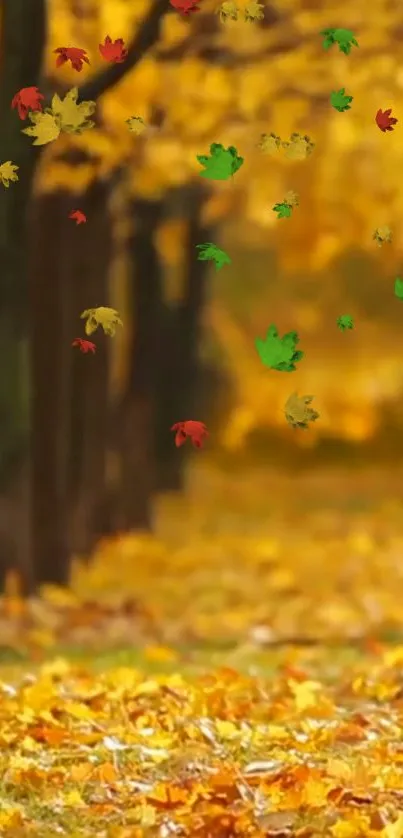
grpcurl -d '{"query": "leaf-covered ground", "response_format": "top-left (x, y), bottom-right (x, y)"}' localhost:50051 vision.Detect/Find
top-left (2, 467), bottom-right (403, 836)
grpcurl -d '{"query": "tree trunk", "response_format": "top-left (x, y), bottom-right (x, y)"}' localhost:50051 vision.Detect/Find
top-left (67, 180), bottom-right (112, 557)
top-left (29, 193), bottom-right (72, 587)
top-left (155, 184), bottom-right (213, 491)
top-left (110, 198), bottom-right (164, 532)
top-left (0, 0), bottom-right (46, 591)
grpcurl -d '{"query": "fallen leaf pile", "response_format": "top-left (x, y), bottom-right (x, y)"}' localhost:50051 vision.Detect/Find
top-left (3, 641), bottom-right (403, 836)
top-left (0, 470), bottom-right (402, 832)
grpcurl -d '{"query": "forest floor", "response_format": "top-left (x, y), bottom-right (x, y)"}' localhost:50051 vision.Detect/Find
top-left (1, 465), bottom-right (403, 836)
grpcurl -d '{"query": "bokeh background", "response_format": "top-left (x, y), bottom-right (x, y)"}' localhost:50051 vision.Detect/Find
top-left (2, 0), bottom-right (403, 646)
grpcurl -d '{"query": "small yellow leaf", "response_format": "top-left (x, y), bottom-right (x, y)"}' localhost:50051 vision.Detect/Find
top-left (80, 306), bottom-right (123, 337)
top-left (0, 161), bottom-right (19, 187)
top-left (258, 133), bottom-right (281, 155)
top-left (126, 116), bottom-right (146, 135)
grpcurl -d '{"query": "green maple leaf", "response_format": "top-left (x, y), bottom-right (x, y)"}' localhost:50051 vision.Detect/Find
top-left (196, 143), bottom-right (244, 180)
top-left (255, 324), bottom-right (304, 372)
top-left (337, 314), bottom-right (354, 331)
top-left (273, 202), bottom-right (292, 219)
top-left (321, 28), bottom-right (359, 54)
top-left (394, 278), bottom-right (403, 300)
top-left (196, 242), bottom-right (231, 271)
top-left (330, 89), bottom-right (353, 112)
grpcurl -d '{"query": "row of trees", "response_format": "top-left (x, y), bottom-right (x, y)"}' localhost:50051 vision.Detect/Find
top-left (0, 0), bottom-right (223, 592)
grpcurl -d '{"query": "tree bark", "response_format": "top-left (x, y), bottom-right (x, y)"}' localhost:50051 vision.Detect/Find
top-left (29, 193), bottom-right (72, 587)
top-left (68, 181), bottom-right (112, 556)
top-left (154, 184), bottom-right (213, 491)
top-left (110, 198), bottom-right (164, 531)
top-left (0, 0), bottom-right (46, 591)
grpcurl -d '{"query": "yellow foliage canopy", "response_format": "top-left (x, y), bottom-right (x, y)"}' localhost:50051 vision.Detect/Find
top-left (36, 0), bottom-right (403, 267)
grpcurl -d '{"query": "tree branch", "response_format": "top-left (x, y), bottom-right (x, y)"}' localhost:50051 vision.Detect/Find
top-left (47, 0), bottom-right (171, 102)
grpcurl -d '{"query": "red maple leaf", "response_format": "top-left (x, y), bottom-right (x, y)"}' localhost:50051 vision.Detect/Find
top-left (169, 0), bottom-right (200, 12)
top-left (99, 36), bottom-right (128, 64)
top-left (171, 420), bottom-right (209, 448)
top-left (72, 338), bottom-right (96, 354)
top-left (375, 108), bottom-right (398, 132)
top-left (69, 209), bottom-right (87, 225)
top-left (54, 46), bottom-right (90, 72)
top-left (11, 86), bottom-right (44, 120)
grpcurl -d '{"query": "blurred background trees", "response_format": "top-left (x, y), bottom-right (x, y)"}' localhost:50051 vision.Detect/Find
top-left (1, 0), bottom-right (403, 591)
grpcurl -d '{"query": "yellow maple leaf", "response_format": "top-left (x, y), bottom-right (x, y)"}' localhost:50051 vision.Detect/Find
top-left (216, 1), bottom-right (239, 22)
top-left (282, 133), bottom-right (315, 160)
top-left (244, 1), bottom-right (265, 22)
top-left (0, 161), bottom-right (19, 187)
top-left (80, 306), bottom-right (123, 337)
top-left (126, 116), bottom-right (147, 135)
top-left (21, 111), bottom-right (61, 146)
top-left (0, 160), bottom-right (19, 188)
top-left (51, 87), bottom-right (95, 134)
top-left (284, 190), bottom-right (300, 207)
top-left (258, 133), bottom-right (281, 155)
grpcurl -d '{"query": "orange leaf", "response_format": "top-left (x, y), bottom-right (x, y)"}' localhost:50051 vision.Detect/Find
top-left (146, 783), bottom-right (188, 809)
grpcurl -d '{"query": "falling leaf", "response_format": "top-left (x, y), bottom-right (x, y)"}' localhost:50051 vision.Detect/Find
top-left (258, 133), bottom-right (282, 155)
top-left (51, 87), bottom-right (96, 134)
top-left (255, 324), bottom-right (304, 371)
top-left (11, 86), bottom-right (44, 120)
top-left (395, 278), bottom-right (403, 300)
top-left (337, 314), bottom-right (354, 331)
top-left (330, 89), bottom-right (353, 112)
top-left (373, 226), bottom-right (392, 246)
top-left (216, 2), bottom-right (239, 23)
top-left (197, 143), bottom-right (244, 180)
top-left (80, 307), bottom-right (123, 337)
top-left (375, 108), bottom-right (398, 132)
top-left (282, 133), bottom-right (315, 160)
top-left (273, 202), bottom-right (293, 219)
top-left (99, 36), bottom-right (128, 64)
top-left (21, 111), bottom-right (61, 146)
top-left (321, 28), bottom-right (359, 55)
top-left (54, 46), bottom-right (90, 71)
top-left (284, 393), bottom-right (320, 430)
top-left (284, 190), bottom-right (299, 207)
top-left (72, 338), bottom-right (96, 354)
top-left (69, 209), bottom-right (87, 225)
top-left (126, 116), bottom-right (147, 135)
top-left (0, 161), bottom-right (19, 188)
top-left (169, 0), bottom-right (201, 13)
top-left (244, 2), bottom-right (265, 22)
top-left (171, 420), bottom-right (209, 449)
top-left (196, 242), bottom-right (231, 271)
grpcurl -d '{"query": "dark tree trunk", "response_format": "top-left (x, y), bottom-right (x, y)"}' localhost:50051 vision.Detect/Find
top-left (110, 198), bottom-right (164, 532)
top-left (154, 184), bottom-right (213, 492)
top-left (67, 180), bottom-right (112, 557)
top-left (0, 0), bottom-right (46, 591)
top-left (29, 193), bottom-right (73, 587)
